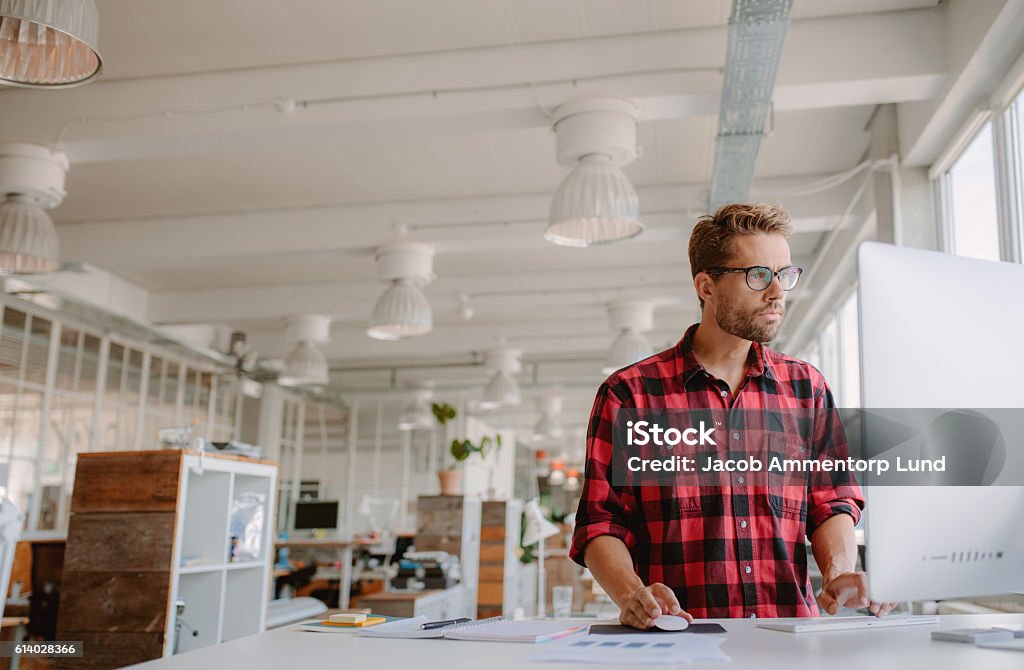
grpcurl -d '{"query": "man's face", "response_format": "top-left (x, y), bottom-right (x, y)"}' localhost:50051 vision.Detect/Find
top-left (708, 233), bottom-right (792, 343)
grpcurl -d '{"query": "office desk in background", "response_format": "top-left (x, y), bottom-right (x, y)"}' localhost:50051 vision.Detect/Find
top-left (273, 540), bottom-right (354, 609)
top-left (126, 614), bottom-right (1024, 669)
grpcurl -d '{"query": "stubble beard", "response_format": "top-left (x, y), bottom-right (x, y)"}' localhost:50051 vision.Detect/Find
top-left (716, 295), bottom-right (784, 343)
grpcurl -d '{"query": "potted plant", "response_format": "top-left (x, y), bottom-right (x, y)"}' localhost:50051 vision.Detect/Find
top-left (432, 402), bottom-right (501, 495)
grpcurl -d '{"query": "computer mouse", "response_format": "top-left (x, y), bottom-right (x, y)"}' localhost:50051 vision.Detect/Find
top-left (653, 615), bottom-right (689, 631)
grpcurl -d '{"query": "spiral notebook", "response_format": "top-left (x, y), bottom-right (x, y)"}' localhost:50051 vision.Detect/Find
top-left (357, 616), bottom-right (587, 643)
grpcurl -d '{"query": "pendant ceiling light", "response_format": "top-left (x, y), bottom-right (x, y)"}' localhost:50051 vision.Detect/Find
top-left (367, 242), bottom-right (434, 341)
top-left (546, 98), bottom-right (643, 247)
top-left (602, 300), bottom-right (655, 375)
top-left (278, 314), bottom-right (331, 387)
top-left (0, 143), bottom-right (68, 274)
top-left (0, 0), bottom-right (102, 88)
top-left (479, 342), bottom-right (522, 410)
top-left (398, 386), bottom-right (434, 432)
top-left (532, 394), bottom-right (564, 441)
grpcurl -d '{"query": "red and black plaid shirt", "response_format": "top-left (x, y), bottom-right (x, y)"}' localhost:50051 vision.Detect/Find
top-left (570, 323), bottom-right (864, 619)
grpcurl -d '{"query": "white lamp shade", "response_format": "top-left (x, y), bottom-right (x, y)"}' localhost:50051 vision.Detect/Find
top-left (602, 329), bottom-right (654, 375)
top-left (533, 412), bottom-right (563, 440)
top-left (278, 341), bottom-right (329, 387)
top-left (0, 194), bottom-right (58, 274)
top-left (0, 0), bottom-right (102, 88)
top-left (522, 499), bottom-right (560, 546)
top-left (480, 370), bottom-right (520, 409)
top-left (367, 279), bottom-right (432, 340)
top-left (546, 154), bottom-right (643, 247)
top-left (397, 398), bottom-right (433, 431)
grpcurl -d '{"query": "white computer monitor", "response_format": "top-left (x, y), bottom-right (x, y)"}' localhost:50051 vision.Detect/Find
top-left (857, 241), bottom-right (1024, 602)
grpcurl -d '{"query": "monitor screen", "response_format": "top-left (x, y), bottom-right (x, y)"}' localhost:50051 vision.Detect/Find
top-left (294, 500), bottom-right (339, 530)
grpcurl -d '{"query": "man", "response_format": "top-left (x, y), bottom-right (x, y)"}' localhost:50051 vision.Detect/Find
top-left (569, 203), bottom-right (897, 628)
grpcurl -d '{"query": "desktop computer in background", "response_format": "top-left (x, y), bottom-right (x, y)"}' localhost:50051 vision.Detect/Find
top-left (857, 241), bottom-right (1024, 602)
top-left (293, 500), bottom-right (341, 533)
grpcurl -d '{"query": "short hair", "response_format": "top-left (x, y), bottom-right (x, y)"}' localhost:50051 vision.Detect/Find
top-left (688, 203), bottom-right (793, 308)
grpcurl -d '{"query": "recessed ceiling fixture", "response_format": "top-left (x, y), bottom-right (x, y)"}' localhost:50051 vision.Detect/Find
top-left (367, 241), bottom-right (434, 341)
top-left (602, 300), bottom-right (655, 375)
top-left (0, 0), bottom-right (102, 88)
top-left (479, 342), bottom-right (522, 410)
top-left (546, 98), bottom-right (643, 247)
top-left (278, 314), bottom-right (331, 387)
top-left (0, 142), bottom-right (68, 274)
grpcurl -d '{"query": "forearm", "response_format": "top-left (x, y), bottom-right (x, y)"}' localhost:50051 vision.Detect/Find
top-left (809, 513), bottom-right (858, 581)
top-left (583, 535), bottom-right (645, 606)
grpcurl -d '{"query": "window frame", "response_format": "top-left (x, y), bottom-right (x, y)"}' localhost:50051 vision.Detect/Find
top-left (932, 49), bottom-right (1024, 264)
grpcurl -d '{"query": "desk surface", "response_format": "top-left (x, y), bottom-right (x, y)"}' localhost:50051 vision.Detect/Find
top-left (359, 589), bottom-right (449, 602)
top-left (274, 539), bottom-right (353, 549)
top-left (125, 613), bottom-right (1024, 670)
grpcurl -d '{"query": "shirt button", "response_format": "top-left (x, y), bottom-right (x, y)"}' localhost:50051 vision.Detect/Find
top-left (740, 520), bottom-right (748, 529)
top-left (737, 476), bottom-right (745, 484)
top-left (732, 432), bottom-right (740, 440)
top-left (745, 565), bottom-right (752, 574)
top-left (720, 391), bottom-right (728, 398)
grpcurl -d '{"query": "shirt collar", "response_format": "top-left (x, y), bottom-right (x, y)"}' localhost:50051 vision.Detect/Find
top-left (676, 322), bottom-right (775, 387)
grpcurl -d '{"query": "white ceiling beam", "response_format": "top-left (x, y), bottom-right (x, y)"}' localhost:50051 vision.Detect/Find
top-left (302, 326), bottom-right (688, 363)
top-left (0, 10), bottom-right (944, 163)
top-left (147, 268), bottom-right (698, 324)
top-left (147, 252), bottom-right (816, 326)
top-left (900, 0), bottom-right (1024, 167)
top-left (57, 175), bottom-right (859, 272)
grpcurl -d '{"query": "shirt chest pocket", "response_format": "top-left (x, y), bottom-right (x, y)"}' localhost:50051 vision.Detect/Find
top-left (767, 433), bottom-right (808, 519)
top-left (639, 486), bottom-right (704, 522)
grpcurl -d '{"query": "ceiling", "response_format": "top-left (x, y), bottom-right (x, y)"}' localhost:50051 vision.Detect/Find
top-left (2, 0), bottom-right (993, 450)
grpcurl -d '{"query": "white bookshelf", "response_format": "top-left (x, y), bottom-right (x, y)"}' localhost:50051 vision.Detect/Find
top-left (168, 453), bottom-right (278, 655)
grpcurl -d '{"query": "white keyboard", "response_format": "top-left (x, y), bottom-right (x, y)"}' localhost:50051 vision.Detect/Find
top-left (757, 615), bottom-right (940, 633)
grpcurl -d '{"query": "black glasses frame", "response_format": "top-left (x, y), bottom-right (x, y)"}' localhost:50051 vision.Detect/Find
top-left (705, 265), bottom-right (804, 291)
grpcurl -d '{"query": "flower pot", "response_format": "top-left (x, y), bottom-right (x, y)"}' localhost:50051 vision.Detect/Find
top-left (437, 469), bottom-right (463, 495)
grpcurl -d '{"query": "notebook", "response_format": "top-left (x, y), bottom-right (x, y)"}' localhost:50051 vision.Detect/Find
top-left (300, 615), bottom-right (403, 633)
top-left (357, 615), bottom-right (587, 643)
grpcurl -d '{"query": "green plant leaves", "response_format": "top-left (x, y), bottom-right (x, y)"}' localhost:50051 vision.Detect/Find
top-left (432, 402), bottom-right (457, 425)
top-left (450, 439), bottom-right (473, 461)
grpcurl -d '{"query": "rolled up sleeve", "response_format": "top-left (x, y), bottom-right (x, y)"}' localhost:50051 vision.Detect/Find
top-left (806, 385), bottom-right (865, 539)
top-left (569, 382), bottom-right (639, 567)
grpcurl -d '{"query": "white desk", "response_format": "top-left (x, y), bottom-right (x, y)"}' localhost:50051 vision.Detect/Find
top-left (126, 614), bottom-right (1024, 669)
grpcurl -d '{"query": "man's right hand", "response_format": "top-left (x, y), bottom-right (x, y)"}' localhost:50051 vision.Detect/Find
top-left (618, 583), bottom-right (694, 629)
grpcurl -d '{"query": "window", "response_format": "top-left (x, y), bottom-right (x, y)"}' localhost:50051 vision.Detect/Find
top-left (838, 291), bottom-right (860, 409)
top-left (1013, 88), bottom-right (1024, 261)
top-left (794, 288), bottom-right (860, 408)
top-left (0, 298), bottom-right (243, 531)
top-left (947, 121), bottom-right (1001, 261)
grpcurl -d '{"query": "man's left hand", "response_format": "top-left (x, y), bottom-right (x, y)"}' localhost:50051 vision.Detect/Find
top-left (817, 571), bottom-right (899, 617)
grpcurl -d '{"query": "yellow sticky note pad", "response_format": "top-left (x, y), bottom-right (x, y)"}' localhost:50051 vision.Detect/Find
top-left (321, 616), bottom-right (385, 627)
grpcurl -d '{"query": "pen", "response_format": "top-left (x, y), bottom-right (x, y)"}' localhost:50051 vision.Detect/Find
top-left (420, 617), bottom-right (471, 630)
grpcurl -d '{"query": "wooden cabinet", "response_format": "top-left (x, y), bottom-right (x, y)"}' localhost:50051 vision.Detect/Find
top-left (477, 500), bottom-right (522, 618)
top-left (358, 587), bottom-right (465, 619)
top-left (56, 450), bottom-right (277, 668)
top-left (414, 496), bottom-right (480, 618)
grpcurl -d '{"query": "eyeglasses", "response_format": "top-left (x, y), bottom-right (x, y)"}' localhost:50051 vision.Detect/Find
top-left (705, 265), bottom-right (804, 291)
